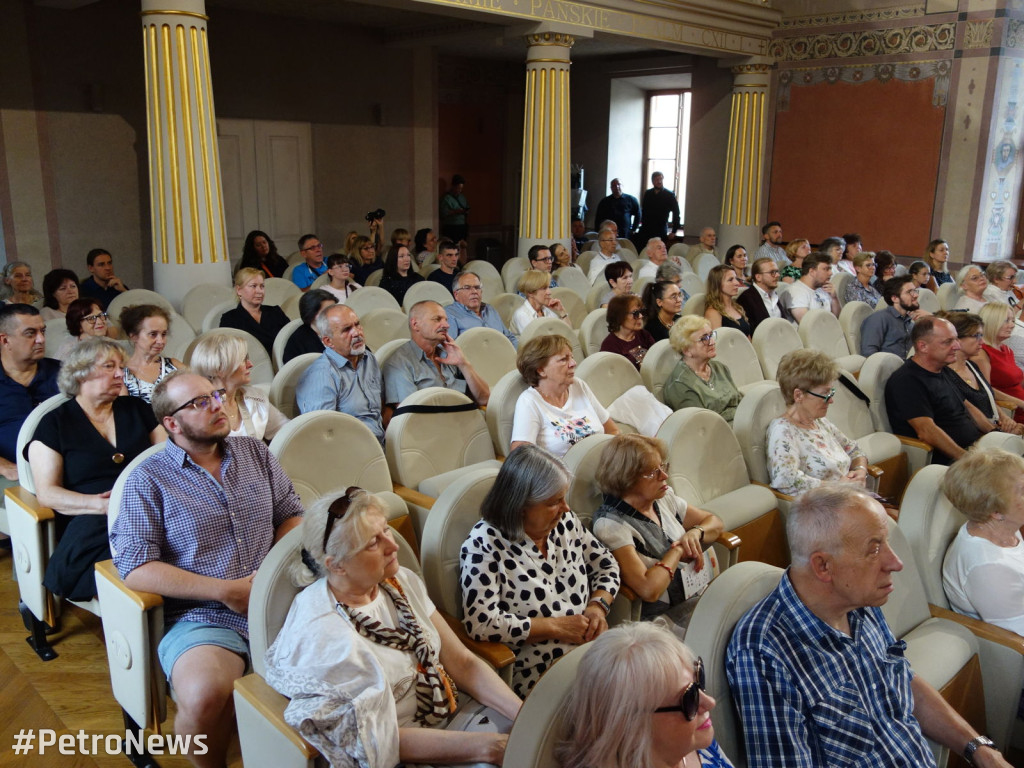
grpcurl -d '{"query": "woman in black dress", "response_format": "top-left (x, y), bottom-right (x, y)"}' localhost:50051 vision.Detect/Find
top-left (26, 338), bottom-right (164, 601)
top-left (379, 244), bottom-right (424, 306)
top-left (219, 267), bottom-right (291, 355)
top-left (643, 281), bottom-right (683, 343)
top-left (238, 230), bottom-right (288, 278)
top-left (704, 264), bottom-right (751, 338)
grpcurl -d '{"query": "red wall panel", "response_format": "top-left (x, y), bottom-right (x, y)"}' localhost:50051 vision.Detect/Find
top-left (768, 77), bottom-right (946, 257)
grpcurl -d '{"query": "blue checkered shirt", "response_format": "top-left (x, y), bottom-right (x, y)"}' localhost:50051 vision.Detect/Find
top-left (726, 572), bottom-right (935, 768)
top-left (110, 437), bottom-right (304, 638)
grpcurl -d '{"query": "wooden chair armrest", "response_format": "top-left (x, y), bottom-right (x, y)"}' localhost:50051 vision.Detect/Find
top-left (234, 674), bottom-right (319, 759)
top-left (929, 605), bottom-right (1024, 653)
top-left (752, 481), bottom-right (796, 503)
top-left (896, 435), bottom-right (933, 452)
top-left (392, 484), bottom-right (435, 510)
top-left (94, 560), bottom-right (163, 611)
top-left (995, 399), bottom-right (1017, 411)
top-left (716, 530), bottom-right (742, 550)
top-left (866, 464), bottom-right (884, 479)
top-left (4, 486), bottom-right (54, 522)
top-left (619, 584), bottom-right (638, 601)
top-left (439, 611), bottom-right (516, 669)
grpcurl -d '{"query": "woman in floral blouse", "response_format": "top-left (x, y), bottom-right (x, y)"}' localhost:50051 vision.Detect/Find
top-left (766, 349), bottom-right (867, 496)
top-left (843, 252), bottom-right (883, 308)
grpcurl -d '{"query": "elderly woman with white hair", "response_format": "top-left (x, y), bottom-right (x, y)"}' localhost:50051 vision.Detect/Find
top-left (188, 330), bottom-right (288, 441)
top-left (460, 444), bottom-right (620, 697)
top-left (664, 315), bottom-right (743, 423)
top-left (952, 264), bottom-right (990, 312)
top-left (266, 488), bottom-right (521, 768)
top-left (557, 622), bottom-right (733, 768)
top-left (26, 337), bottom-right (164, 601)
top-left (942, 448), bottom-right (1024, 636)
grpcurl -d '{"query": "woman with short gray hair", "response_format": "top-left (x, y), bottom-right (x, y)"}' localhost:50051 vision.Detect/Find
top-left (460, 444), bottom-right (620, 697)
top-left (266, 488), bottom-right (522, 767)
top-left (27, 337), bottom-right (164, 601)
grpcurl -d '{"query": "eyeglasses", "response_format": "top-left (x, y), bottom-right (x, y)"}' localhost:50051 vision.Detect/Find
top-left (170, 388), bottom-right (227, 415)
top-left (83, 311), bottom-right (108, 325)
top-left (959, 332), bottom-right (984, 341)
top-left (456, 284), bottom-right (483, 292)
top-left (654, 657), bottom-right (705, 720)
top-left (360, 245), bottom-right (375, 251)
top-left (533, 256), bottom-right (554, 263)
top-left (628, 309), bottom-right (646, 319)
top-left (323, 486), bottom-right (366, 552)
top-left (862, 263), bottom-right (877, 269)
top-left (302, 243), bottom-right (324, 252)
top-left (697, 330), bottom-right (717, 346)
top-left (760, 270), bottom-right (780, 277)
top-left (640, 462), bottom-right (670, 480)
top-left (804, 386), bottom-right (837, 403)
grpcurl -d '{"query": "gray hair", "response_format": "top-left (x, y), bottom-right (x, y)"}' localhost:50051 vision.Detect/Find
top-left (787, 484), bottom-right (872, 566)
top-left (292, 489), bottom-right (388, 587)
top-left (985, 260), bottom-right (1018, 283)
top-left (188, 331), bottom-right (247, 383)
top-left (57, 337), bottom-right (126, 396)
top-left (315, 303), bottom-right (357, 340)
top-left (656, 261), bottom-right (683, 282)
top-left (480, 444), bottom-right (571, 540)
top-left (556, 622), bottom-right (695, 768)
top-left (454, 270), bottom-right (481, 291)
top-left (0, 261), bottom-right (40, 301)
top-left (954, 264), bottom-right (983, 290)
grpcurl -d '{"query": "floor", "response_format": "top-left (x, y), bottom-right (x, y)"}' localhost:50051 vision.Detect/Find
top-left (0, 552), bottom-right (242, 768)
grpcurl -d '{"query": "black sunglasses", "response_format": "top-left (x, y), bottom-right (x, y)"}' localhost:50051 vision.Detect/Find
top-left (654, 657), bottom-right (705, 720)
top-left (322, 486), bottom-right (365, 552)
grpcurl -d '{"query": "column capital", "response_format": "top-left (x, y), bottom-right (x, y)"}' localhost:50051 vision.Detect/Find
top-left (524, 31), bottom-right (575, 49)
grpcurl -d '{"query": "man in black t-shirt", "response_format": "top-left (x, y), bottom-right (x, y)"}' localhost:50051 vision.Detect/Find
top-left (885, 317), bottom-right (992, 464)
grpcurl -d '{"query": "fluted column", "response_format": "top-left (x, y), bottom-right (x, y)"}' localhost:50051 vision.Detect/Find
top-left (718, 59), bottom-right (772, 252)
top-left (141, 0), bottom-right (230, 307)
top-left (518, 32), bottom-right (573, 259)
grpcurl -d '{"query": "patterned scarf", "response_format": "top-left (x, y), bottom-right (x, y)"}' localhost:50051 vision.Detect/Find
top-left (336, 578), bottom-right (457, 725)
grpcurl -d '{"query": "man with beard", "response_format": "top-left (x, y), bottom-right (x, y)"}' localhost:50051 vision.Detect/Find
top-left (859, 276), bottom-right (927, 357)
top-left (738, 257), bottom-right (786, 333)
top-left (382, 300), bottom-right (489, 408)
top-left (296, 304), bottom-right (386, 443)
top-left (111, 371), bottom-right (304, 767)
top-left (755, 221), bottom-right (789, 267)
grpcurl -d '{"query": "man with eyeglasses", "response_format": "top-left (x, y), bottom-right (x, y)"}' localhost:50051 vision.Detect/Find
top-left (291, 233), bottom-right (328, 291)
top-left (111, 371), bottom-right (304, 767)
top-left (446, 271), bottom-right (518, 348)
top-left (296, 304), bottom-right (387, 444)
top-left (427, 239), bottom-right (462, 293)
top-left (0, 304), bottom-right (59, 486)
top-left (728, 483), bottom-right (1010, 768)
top-left (738, 257), bottom-right (786, 333)
top-left (588, 228), bottom-right (622, 285)
top-left (885, 317), bottom-right (995, 464)
top-left (860, 275), bottom-right (925, 357)
top-left (527, 244), bottom-right (558, 288)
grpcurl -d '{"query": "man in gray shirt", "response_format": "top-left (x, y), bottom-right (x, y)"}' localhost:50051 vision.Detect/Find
top-left (295, 304), bottom-right (386, 443)
top-left (860, 276), bottom-right (924, 358)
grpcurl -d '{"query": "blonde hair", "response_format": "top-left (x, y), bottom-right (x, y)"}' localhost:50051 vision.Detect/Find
top-left (57, 337), bottom-right (126, 396)
top-left (776, 348), bottom-right (839, 406)
top-left (234, 267), bottom-right (264, 288)
top-left (704, 265), bottom-right (746, 321)
top-left (188, 331), bottom-right (248, 383)
top-left (942, 448), bottom-right (1024, 524)
top-left (785, 239), bottom-right (809, 260)
top-left (669, 314), bottom-right (710, 355)
top-left (518, 269), bottom-right (552, 295)
top-left (978, 302), bottom-right (1013, 346)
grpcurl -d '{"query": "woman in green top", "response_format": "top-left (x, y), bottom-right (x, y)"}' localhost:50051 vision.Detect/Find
top-left (663, 315), bottom-right (743, 423)
top-left (781, 238), bottom-right (810, 283)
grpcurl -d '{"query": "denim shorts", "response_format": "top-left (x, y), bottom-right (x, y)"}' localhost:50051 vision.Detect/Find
top-left (157, 620), bottom-right (250, 680)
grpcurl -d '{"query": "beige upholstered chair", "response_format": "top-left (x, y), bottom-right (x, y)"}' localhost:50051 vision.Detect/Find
top-left (551, 287), bottom-right (586, 327)
top-left (201, 299), bottom-right (237, 333)
top-left (402, 280), bottom-right (454, 312)
top-left (485, 369), bottom-right (529, 457)
top-left (578, 307), bottom-right (608, 357)
top-left (751, 317), bottom-right (802, 379)
top-left (584, 279), bottom-right (607, 312)
top-left (898, 465), bottom-right (1024, 752)
top-left (364, 268), bottom-right (384, 287)
top-left (268, 352), bottom-right (320, 419)
top-left (461, 259), bottom-right (504, 300)
top-left (639, 338), bottom-right (679, 404)
top-left (162, 310), bottom-right (197, 361)
top-left (690, 252), bottom-right (719, 282)
top-left (680, 292), bottom-right (706, 317)
top-left (501, 256), bottom-right (531, 293)
top-left (106, 288), bottom-right (175, 321)
top-left (681, 272), bottom-right (705, 300)
top-left (713, 327), bottom-right (765, 393)
top-left (271, 317), bottom-right (304, 371)
top-left (185, 327), bottom-right (275, 383)
top-left (344, 285), bottom-right (401, 316)
top-left (385, 387), bottom-right (500, 537)
top-left (491, 292), bottom-right (526, 329)
top-left (798, 309), bottom-right (865, 374)
top-left (838, 299), bottom-right (872, 356)
top-left (43, 317), bottom-right (71, 358)
top-left (279, 292), bottom-right (303, 321)
top-left (553, 265), bottom-right (591, 299)
top-left (182, 284), bottom-right (235, 333)
top-left (658, 407), bottom-right (783, 567)
top-left (937, 281), bottom-right (961, 310)
top-left (617, 237), bottom-right (637, 255)
top-left (574, 351), bottom-right (643, 434)
top-left (456, 326), bottom-right (517, 389)
top-left (917, 286), bottom-right (941, 314)
top-left (359, 307), bottom-right (411, 352)
top-left (518, 315), bottom-right (584, 363)
top-left (262, 276), bottom-right (302, 307)
top-left (829, 270), bottom-right (853, 309)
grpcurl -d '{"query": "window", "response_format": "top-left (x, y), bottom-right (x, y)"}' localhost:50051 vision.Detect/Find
top-left (644, 91), bottom-right (692, 229)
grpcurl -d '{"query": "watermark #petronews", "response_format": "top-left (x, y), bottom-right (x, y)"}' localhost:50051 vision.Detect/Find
top-left (11, 728), bottom-right (208, 757)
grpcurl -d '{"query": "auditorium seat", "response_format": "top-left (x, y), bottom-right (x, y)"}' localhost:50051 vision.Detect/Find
top-left (751, 317), bottom-right (801, 379)
top-left (272, 318), bottom-right (304, 371)
top-left (402, 280), bottom-right (454, 312)
top-left (518, 316), bottom-right (584, 362)
top-left (359, 307), bottom-right (411, 352)
top-left (267, 352), bottom-right (320, 419)
top-left (681, 292), bottom-right (706, 317)
top-left (639, 338), bottom-right (678, 403)
top-left (485, 369), bottom-right (529, 457)
top-left (106, 288), bottom-right (175, 321)
top-left (798, 308), bottom-right (865, 374)
top-left (344, 285), bottom-right (401, 316)
top-left (456, 326), bottom-right (517, 389)
top-left (501, 256), bottom-right (531, 293)
top-left (553, 265), bottom-right (591, 300)
top-left (263, 276), bottom-right (302, 307)
top-left (550, 287), bottom-right (586, 327)
top-left (461, 259), bottom-right (504, 300)
top-left (713, 327), bottom-right (765, 393)
top-left (838, 299), bottom-right (872, 356)
top-left (578, 307), bottom-right (608, 357)
top-left (182, 283), bottom-right (235, 333)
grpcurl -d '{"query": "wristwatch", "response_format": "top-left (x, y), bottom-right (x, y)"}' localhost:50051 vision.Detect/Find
top-left (963, 736), bottom-right (995, 765)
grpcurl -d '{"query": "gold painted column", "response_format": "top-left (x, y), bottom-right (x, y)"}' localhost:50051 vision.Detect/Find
top-left (141, 0), bottom-right (230, 307)
top-left (518, 32), bottom-right (573, 259)
top-left (718, 59), bottom-right (772, 252)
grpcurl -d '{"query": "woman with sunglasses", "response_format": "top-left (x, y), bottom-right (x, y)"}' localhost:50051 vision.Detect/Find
top-left (592, 435), bottom-right (723, 624)
top-left (767, 349), bottom-right (867, 496)
top-left (664, 316), bottom-right (743, 424)
top-left (600, 294), bottom-right (655, 370)
top-left (557, 622), bottom-right (732, 768)
top-left (267, 488), bottom-right (522, 768)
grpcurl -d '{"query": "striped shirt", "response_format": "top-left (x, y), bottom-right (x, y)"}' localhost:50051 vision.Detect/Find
top-left (726, 572), bottom-right (934, 768)
top-left (111, 437), bottom-right (304, 638)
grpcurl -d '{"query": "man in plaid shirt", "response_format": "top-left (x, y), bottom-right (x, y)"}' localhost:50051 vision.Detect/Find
top-left (726, 484), bottom-right (1010, 768)
top-left (111, 371), bottom-right (303, 767)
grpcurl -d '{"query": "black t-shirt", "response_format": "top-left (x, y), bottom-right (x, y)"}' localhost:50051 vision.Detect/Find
top-left (282, 323), bottom-right (324, 365)
top-left (885, 360), bottom-right (982, 464)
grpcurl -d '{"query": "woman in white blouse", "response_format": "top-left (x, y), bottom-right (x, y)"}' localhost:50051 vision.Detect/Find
top-left (766, 348), bottom-right (867, 496)
top-left (510, 270), bottom-right (570, 335)
top-left (941, 448), bottom-right (1024, 636)
top-left (510, 334), bottom-right (618, 458)
top-left (267, 489), bottom-right (521, 768)
top-left (459, 445), bottom-right (620, 697)
top-left (188, 330), bottom-right (287, 442)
